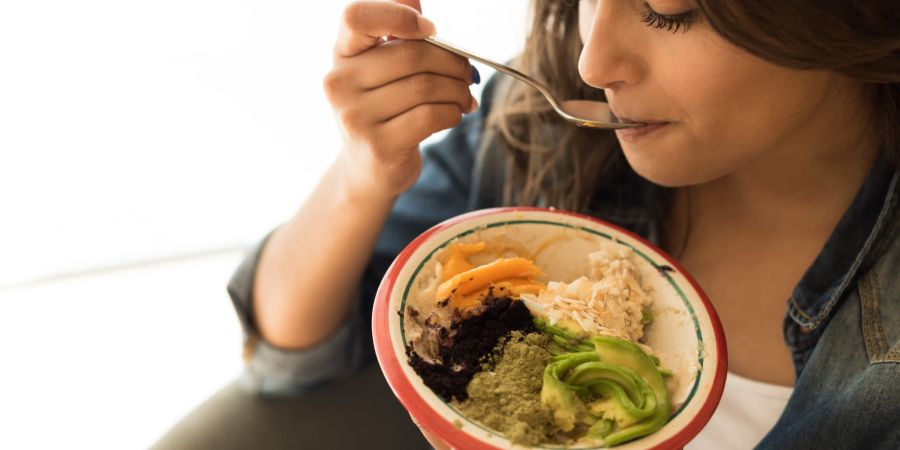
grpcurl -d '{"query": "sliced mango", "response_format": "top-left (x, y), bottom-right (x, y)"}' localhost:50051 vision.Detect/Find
top-left (436, 257), bottom-right (543, 299)
top-left (435, 242), bottom-right (546, 310)
top-left (450, 278), bottom-right (547, 310)
top-left (440, 241), bottom-right (487, 281)
top-left (493, 278), bottom-right (545, 296)
top-left (435, 257), bottom-right (545, 310)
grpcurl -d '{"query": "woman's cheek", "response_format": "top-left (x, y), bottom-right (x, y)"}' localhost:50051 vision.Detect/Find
top-left (620, 28), bottom-right (768, 186)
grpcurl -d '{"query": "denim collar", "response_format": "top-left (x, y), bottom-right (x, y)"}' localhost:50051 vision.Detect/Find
top-left (788, 150), bottom-right (899, 330)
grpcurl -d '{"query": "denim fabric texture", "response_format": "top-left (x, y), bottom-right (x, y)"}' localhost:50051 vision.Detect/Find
top-left (228, 76), bottom-right (900, 448)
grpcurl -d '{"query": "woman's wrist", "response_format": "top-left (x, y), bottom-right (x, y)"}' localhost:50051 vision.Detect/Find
top-left (335, 150), bottom-right (407, 209)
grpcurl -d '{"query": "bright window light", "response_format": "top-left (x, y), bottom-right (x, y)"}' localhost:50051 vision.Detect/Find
top-left (0, 1), bottom-right (525, 449)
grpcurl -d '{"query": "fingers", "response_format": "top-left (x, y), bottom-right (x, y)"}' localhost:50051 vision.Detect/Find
top-left (326, 1), bottom-right (473, 199)
top-left (336, 1), bottom-right (436, 57)
top-left (372, 103), bottom-right (466, 152)
top-left (353, 73), bottom-right (476, 123)
top-left (391, 0), bottom-right (422, 12)
top-left (331, 39), bottom-right (473, 91)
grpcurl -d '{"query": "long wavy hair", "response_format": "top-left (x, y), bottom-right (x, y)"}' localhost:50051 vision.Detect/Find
top-left (490, 0), bottom-right (900, 212)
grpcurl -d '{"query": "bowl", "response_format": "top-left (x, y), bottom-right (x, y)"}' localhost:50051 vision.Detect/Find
top-left (373, 207), bottom-right (727, 449)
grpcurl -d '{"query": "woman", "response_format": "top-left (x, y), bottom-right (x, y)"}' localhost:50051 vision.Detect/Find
top-left (153, 0), bottom-right (899, 448)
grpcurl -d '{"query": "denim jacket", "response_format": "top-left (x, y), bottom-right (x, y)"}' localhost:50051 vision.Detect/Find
top-left (228, 77), bottom-right (900, 449)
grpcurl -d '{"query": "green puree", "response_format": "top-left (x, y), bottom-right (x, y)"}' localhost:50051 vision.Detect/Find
top-left (455, 331), bottom-right (575, 446)
top-left (451, 321), bottom-right (672, 447)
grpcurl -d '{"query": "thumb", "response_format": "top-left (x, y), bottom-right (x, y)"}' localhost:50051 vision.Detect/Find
top-left (386, 0), bottom-right (429, 42)
top-left (392, 0), bottom-right (422, 13)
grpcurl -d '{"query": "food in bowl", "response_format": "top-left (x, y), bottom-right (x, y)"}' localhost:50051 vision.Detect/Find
top-left (402, 235), bottom-right (678, 447)
top-left (373, 208), bottom-right (726, 450)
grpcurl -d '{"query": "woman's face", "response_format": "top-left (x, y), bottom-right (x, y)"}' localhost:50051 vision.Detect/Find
top-left (577, 0), bottom-right (866, 187)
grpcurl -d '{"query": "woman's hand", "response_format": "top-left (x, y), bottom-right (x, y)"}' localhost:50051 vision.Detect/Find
top-left (324, 0), bottom-right (477, 202)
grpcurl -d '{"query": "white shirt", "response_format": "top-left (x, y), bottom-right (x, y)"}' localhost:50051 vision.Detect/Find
top-left (686, 371), bottom-right (794, 450)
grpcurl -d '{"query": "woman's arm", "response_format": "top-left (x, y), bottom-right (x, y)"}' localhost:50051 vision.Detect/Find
top-left (251, 159), bottom-right (394, 349)
top-left (251, 0), bottom-right (476, 350)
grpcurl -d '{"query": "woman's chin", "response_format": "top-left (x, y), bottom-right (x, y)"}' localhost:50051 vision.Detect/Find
top-left (634, 167), bottom-right (700, 188)
top-left (619, 143), bottom-right (722, 188)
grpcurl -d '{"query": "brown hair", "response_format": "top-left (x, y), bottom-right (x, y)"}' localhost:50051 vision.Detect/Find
top-left (490, 0), bottom-right (900, 212)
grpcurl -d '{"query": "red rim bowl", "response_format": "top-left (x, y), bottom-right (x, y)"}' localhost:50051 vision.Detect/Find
top-left (373, 207), bottom-right (727, 449)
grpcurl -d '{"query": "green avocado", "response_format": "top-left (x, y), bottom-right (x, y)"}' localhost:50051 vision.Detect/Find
top-left (536, 317), bottom-right (673, 447)
top-left (540, 362), bottom-right (589, 432)
top-left (588, 336), bottom-right (671, 446)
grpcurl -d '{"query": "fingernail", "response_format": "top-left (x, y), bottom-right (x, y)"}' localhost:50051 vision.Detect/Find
top-left (470, 65), bottom-right (481, 85)
top-left (417, 15), bottom-right (437, 36)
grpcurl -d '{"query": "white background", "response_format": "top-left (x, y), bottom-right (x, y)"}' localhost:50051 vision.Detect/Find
top-left (0, 1), bottom-right (526, 448)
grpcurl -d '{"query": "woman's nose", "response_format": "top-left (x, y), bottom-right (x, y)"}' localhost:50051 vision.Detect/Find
top-left (578, 1), bottom-right (641, 91)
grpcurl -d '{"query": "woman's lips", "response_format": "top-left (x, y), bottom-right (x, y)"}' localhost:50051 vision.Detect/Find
top-left (614, 120), bottom-right (672, 141)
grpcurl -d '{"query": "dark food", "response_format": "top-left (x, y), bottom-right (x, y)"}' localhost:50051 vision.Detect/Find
top-left (406, 296), bottom-right (536, 401)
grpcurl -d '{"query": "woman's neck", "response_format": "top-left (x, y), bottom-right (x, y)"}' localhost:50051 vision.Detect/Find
top-left (661, 118), bottom-right (880, 387)
top-left (695, 144), bottom-right (878, 241)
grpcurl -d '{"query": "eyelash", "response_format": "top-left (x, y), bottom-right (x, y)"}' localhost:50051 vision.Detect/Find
top-left (641, 4), bottom-right (696, 33)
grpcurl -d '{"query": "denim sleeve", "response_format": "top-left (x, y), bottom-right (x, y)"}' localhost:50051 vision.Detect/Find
top-left (226, 233), bottom-right (368, 396)
top-left (227, 81), bottom-right (494, 397)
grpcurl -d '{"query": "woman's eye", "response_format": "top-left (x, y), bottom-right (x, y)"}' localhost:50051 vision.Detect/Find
top-left (641, 3), bottom-right (696, 33)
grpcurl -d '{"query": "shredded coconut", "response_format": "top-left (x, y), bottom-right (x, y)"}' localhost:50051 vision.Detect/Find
top-left (520, 242), bottom-right (652, 343)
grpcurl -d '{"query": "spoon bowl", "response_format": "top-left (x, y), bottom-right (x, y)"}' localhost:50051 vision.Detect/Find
top-left (559, 100), bottom-right (628, 129)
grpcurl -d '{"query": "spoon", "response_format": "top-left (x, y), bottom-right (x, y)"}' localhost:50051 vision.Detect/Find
top-left (425, 37), bottom-right (639, 130)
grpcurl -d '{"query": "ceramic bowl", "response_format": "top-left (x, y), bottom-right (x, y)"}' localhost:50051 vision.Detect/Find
top-left (373, 207), bottom-right (727, 449)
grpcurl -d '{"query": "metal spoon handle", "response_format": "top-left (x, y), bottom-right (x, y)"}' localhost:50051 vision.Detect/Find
top-left (423, 37), bottom-right (563, 111)
top-left (423, 36), bottom-right (637, 129)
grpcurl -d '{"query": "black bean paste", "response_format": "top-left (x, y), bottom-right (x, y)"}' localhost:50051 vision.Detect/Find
top-left (406, 296), bottom-right (536, 401)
